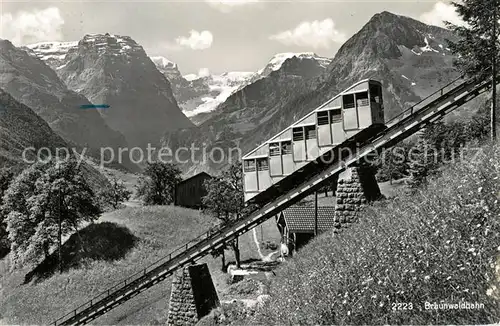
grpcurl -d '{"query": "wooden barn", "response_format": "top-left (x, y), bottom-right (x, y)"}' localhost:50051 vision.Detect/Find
top-left (276, 205), bottom-right (336, 256)
top-left (174, 172), bottom-right (212, 209)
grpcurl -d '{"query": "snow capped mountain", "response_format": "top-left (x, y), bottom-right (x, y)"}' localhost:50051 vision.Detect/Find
top-left (52, 33), bottom-right (194, 148)
top-left (179, 70), bottom-right (255, 118)
top-left (0, 39), bottom-right (129, 161)
top-left (150, 58), bottom-right (255, 123)
top-left (257, 52), bottom-right (332, 77)
top-left (150, 56), bottom-right (181, 81)
top-left (151, 53), bottom-right (331, 125)
top-left (23, 41), bottom-right (78, 69)
top-left (162, 49), bottom-right (333, 174)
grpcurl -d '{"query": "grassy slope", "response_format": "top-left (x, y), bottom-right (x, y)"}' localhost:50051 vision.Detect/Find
top-left (248, 144), bottom-right (500, 325)
top-left (0, 206), bottom-right (214, 324)
top-left (0, 202), bottom-right (282, 325)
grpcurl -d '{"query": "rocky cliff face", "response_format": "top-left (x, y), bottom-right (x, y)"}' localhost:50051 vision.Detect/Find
top-left (51, 34), bottom-right (194, 148)
top-left (0, 39), bottom-right (128, 159)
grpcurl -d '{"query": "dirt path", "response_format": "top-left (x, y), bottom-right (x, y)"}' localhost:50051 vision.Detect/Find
top-left (252, 228), bottom-right (265, 259)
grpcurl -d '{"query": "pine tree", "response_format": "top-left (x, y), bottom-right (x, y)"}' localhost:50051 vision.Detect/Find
top-left (447, 0), bottom-right (500, 140)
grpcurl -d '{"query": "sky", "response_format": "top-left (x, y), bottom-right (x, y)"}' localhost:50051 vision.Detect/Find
top-left (0, 0), bottom-right (462, 75)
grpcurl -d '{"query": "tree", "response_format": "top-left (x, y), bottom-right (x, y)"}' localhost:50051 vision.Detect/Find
top-left (447, 0), bottom-right (500, 140)
top-left (466, 98), bottom-right (495, 141)
top-left (98, 177), bottom-right (132, 209)
top-left (407, 138), bottom-right (439, 190)
top-left (377, 146), bottom-right (410, 184)
top-left (0, 167), bottom-right (15, 257)
top-left (3, 159), bottom-right (101, 270)
top-left (203, 161), bottom-right (244, 269)
top-left (423, 121), bottom-right (468, 162)
top-left (136, 162), bottom-right (182, 205)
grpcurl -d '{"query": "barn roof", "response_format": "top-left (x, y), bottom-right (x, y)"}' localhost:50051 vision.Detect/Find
top-left (279, 206), bottom-right (336, 234)
top-left (178, 172), bottom-right (212, 185)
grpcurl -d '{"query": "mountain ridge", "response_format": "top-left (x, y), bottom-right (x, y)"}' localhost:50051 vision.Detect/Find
top-left (54, 33), bottom-right (195, 148)
top-left (0, 39), bottom-right (129, 162)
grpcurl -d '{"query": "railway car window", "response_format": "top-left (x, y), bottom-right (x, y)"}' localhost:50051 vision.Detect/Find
top-left (317, 111), bottom-right (329, 125)
top-left (305, 125), bottom-right (317, 139)
top-left (244, 160), bottom-right (256, 172)
top-left (269, 142), bottom-right (281, 156)
top-left (281, 141), bottom-right (292, 155)
top-left (292, 127), bottom-right (304, 141)
top-left (343, 94), bottom-right (355, 109)
top-left (356, 92), bottom-right (369, 106)
top-left (257, 158), bottom-right (269, 171)
top-left (329, 108), bottom-right (342, 121)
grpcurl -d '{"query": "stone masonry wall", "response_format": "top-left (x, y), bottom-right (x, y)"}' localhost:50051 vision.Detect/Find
top-left (334, 164), bottom-right (381, 227)
top-left (166, 263), bottom-right (219, 326)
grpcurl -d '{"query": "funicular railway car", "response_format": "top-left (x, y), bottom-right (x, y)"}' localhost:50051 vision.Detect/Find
top-left (242, 79), bottom-right (385, 202)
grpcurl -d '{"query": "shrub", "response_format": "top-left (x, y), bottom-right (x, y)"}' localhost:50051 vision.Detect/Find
top-left (197, 301), bottom-right (255, 326)
top-left (261, 240), bottom-right (278, 251)
top-left (250, 143), bottom-right (500, 325)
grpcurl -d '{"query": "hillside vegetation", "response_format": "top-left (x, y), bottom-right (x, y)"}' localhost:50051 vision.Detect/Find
top-left (223, 143), bottom-right (500, 325)
top-left (0, 206), bottom-right (218, 324)
top-left (0, 202), bottom-right (281, 324)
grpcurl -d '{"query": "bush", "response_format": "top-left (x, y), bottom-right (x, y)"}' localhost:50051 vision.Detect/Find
top-left (197, 301), bottom-right (255, 326)
top-left (250, 143), bottom-right (500, 325)
top-left (225, 278), bottom-right (263, 297)
top-left (261, 240), bottom-right (278, 251)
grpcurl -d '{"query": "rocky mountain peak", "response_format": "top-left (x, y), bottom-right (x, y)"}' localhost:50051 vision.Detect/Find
top-left (24, 41), bottom-right (78, 69)
top-left (76, 33), bottom-right (145, 57)
top-left (258, 52), bottom-right (331, 77)
top-left (56, 33), bottom-right (194, 148)
top-left (335, 10), bottom-right (454, 63)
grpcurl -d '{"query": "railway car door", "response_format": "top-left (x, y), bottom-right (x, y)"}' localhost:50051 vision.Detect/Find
top-left (317, 111), bottom-right (332, 146)
top-left (269, 142), bottom-right (283, 176)
top-left (292, 127), bottom-right (306, 162)
top-left (343, 93), bottom-right (359, 130)
top-left (369, 83), bottom-right (384, 124)
top-left (256, 158), bottom-right (271, 191)
top-left (356, 91), bottom-right (372, 129)
top-left (304, 125), bottom-right (318, 160)
top-left (281, 141), bottom-right (294, 175)
top-left (243, 159), bottom-right (258, 192)
top-left (329, 108), bottom-right (344, 144)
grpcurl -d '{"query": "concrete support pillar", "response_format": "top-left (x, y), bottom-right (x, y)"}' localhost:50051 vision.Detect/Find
top-left (334, 164), bottom-right (381, 227)
top-left (166, 263), bottom-right (220, 326)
